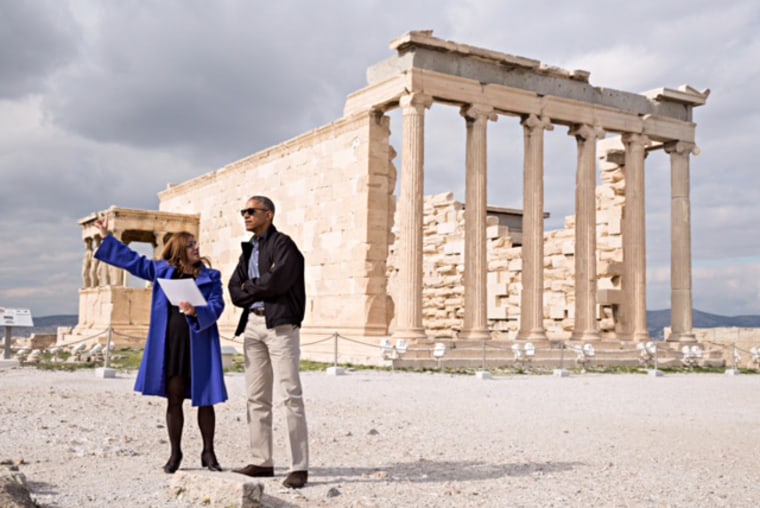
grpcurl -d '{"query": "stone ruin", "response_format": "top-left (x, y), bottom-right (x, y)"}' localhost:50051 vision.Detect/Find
top-left (58, 30), bottom-right (728, 367)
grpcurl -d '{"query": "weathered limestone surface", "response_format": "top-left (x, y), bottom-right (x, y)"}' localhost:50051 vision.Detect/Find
top-left (170, 471), bottom-right (264, 507)
top-left (60, 208), bottom-right (200, 347)
top-left (158, 112), bottom-right (394, 339)
top-left (64, 31), bottom-right (714, 363)
top-left (390, 173), bottom-right (624, 340)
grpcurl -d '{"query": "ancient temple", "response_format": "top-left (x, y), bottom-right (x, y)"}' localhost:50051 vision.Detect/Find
top-left (62, 31), bottom-right (708, 363)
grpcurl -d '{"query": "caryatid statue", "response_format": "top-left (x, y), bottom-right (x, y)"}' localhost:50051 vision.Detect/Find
top-left (82, 237), bottom-right (93, 288)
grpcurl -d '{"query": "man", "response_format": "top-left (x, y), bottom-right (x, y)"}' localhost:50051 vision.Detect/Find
top-left (228, 195), bottom-right (309, 489)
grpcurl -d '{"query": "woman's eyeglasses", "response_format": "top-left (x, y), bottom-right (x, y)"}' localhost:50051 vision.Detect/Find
top-left (240, 208), bottom-right (269, 217)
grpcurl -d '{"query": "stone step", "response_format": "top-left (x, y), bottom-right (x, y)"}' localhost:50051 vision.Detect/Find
top-left (384, 339), bottom-right (727, 369)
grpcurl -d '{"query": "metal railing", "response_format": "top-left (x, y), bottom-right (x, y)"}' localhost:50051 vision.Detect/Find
top-left (9, 328), bottom-right (760, 376)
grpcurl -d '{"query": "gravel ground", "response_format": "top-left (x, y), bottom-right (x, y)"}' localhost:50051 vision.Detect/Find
top-left (1, 365), bottom-right (759, 507)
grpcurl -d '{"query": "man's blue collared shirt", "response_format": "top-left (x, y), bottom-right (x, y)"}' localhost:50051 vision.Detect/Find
top-left (248, 237), bottom-right (264, 310)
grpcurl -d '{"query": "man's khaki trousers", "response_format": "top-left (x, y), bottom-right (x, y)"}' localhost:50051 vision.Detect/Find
top-left (243, 313), bottom-right (309, 471)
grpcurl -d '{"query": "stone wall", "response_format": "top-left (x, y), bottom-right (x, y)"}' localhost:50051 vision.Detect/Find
top-left (387, 159), bottom-right (626, 340)
top-left (65, 112), bottom-right (633, 351)
top-left (158, 111), bottom-right (396, 338)
top-left (667, 326), bottom-right (760, 366)
top-left (73, 287), bottom-right (152, 347)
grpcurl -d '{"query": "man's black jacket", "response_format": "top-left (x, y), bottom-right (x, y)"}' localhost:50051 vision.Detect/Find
top-left (228, 225), bottom-right (306, 336)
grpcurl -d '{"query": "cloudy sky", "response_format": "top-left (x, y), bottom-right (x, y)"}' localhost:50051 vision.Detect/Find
top-left (1, 0), bottom-right (759, 319)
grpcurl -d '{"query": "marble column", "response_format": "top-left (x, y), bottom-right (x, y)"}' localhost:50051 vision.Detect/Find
top-left (460, 104), bottom-right (497, 340)
top-left (621, 133), bottom-right (651, 341)
top-left (570, 124), bottom-right (605, 341)
top-left (517, 114), bottom-right (553, 341)
top-left (392, 92), bottom-right (432, 341)
top-left (665, 141), bottom-right (698, 343)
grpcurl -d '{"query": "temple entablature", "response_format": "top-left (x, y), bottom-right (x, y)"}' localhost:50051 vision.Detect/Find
top-left (78, 207), bottom-right (199, 289)
top-left (59, 207), bottom-right (200, 349)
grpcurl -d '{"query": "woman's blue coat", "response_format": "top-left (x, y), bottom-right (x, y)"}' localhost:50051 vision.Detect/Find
top-left (95, 235), bottom-right (228, 406)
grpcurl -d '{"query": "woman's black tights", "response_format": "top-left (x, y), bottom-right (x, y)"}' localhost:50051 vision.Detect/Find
top-left (165, 376), bottom-right (217, 470)
top-left (165, 376), bottom-right (186, 467)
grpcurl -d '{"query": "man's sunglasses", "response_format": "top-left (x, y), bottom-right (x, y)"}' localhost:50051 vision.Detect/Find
top-left (240, 207), bottom-right (269, 217)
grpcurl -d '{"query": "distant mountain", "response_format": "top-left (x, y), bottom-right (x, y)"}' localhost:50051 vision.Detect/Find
top-left (10, 314), bottom-right (79, 337)
top-left (647, 309), bottom-right (760, 339)
top-left (10, 311), bottom-right (760, 340)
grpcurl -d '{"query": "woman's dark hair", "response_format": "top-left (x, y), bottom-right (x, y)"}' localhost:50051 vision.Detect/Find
top-left (160, 231), bottom-right (210, 278)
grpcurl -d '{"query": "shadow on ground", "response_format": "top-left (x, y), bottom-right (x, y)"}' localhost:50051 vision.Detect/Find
top-left (310, 459), bottom-right (585, 484)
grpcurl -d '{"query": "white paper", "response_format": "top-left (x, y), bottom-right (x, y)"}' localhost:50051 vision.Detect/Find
top-left (156, 278), bottom-right (208, 307)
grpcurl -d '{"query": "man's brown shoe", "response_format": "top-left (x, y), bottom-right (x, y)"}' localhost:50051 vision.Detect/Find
top-left (283, 470), bottom-right (308, 489)
top-left (233, 464), bottom-right (275, 477)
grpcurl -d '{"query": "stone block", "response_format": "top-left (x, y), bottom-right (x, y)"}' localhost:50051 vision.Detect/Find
top-left (597, 260), bottom-right (623, 276)
top-left (487, 302), bottom-right (509, 320)
top-left (436, 222), bottom-right (457, 235)
top-left (430, 192), bottom-right (454, 206)
top-left (486, 224), bottom-right (507, 239)
top-left (488, 258), bottom-right (509, 271)
top-left (603, 235), bottom-right (623, 249)
top-left (170, 471), bottom-right (264, 507)
top-left (596, 186), bottom-right (615, 200)
top-left (607, 217), bottom-right (622, 235)
top-left (29, 334), bottom-right (56, 350)
top-left (598, 289), bottom-right (623, 305)
top-left (505, 247), bottom-right (521, 258)
top-left (549, 305), bottom-right (566, 320)
top-left (544, 242), bottom-right (561, 256)
top-left (489, 236), bottom-right (512, 249)
top-left (561, 241), bottom-right (575, 255)
top-left (443, 241), bottom-right (464, 255)
top-left (95, 367), bottom-right (116, 379)
top-left (551, 255), bottom-right (568, 269)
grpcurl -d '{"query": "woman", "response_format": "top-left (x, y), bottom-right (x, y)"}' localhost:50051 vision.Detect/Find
top-left (94, 217), bottom-right (227, 474)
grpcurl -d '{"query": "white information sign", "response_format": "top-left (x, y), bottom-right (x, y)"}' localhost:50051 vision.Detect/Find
top-left (1, 308), bottom-right (34, 327)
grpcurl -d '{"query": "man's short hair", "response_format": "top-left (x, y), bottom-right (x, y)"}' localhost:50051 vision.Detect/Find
top-left (248, 195), bottom-right (275, 214)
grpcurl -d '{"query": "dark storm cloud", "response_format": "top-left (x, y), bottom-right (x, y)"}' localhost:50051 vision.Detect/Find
top-left (0, 0), bottom-right (80, 99)
top-left (1, 0), bottom-right (759, 316)
top-left (40, 0), bottom-right (422, 167)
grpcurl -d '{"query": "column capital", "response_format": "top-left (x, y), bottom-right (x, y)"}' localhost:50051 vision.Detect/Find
top-left (521, 113), bottom-right (554, 132)
top-left (460, 103), bottom-right (498, 123)
top-left (621, 132), bottom-right (651, 150)
top-left (663, 140), bottom-right (700, 156)
top-left (399, 92), bottom-right (433, 113)
top-left (569, 123), bottom-right (605, 141)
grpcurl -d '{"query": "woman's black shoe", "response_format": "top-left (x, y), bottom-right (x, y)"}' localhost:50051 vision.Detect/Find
top-left (163, 452), bottom-right (183, 474)
top-left (201, 451), bottom-right (222, 472)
